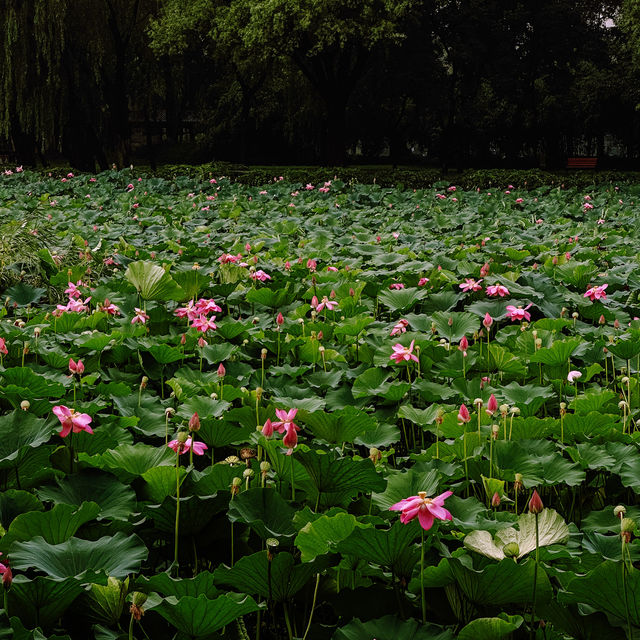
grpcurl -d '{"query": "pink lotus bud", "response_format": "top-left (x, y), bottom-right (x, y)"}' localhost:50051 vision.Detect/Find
top-left (458, 404), bottom-right (470, 423)
top-left (217, 363), bottom-right (226, 378)
top-left (483, 313), bottom-right (493, 329)
top-left (245, 243), bottom-right (251, 252)
top-left (285, 261), bottom-right (291, 270)
top-left (349, 288), bottom-right (355, 297)
top-left (69, 358), bottom-right (84, 375)
top-left (276, 312), bottom-right (284, 326)
top-left (599, 315), bottom-right (606, 325)
top-left (317, 331), bottom-right (323, 340)
top-left (311, 296), bottom-right (319, 308)
top-left (528, 489), bottom-right (544, 514)
top-left (614, 319), bottom-right (620, 329)
top-left (486, 394), bottom-right (498, 416)
top-left (262, 418), bottom-right (274, 437)
top-left (181, 334), bottom-right (186, 345)
top-left (491, 492), bottom-right (501, 507)
top-left (197, 336), bottom-right (207, 348)
top-left (189, 412), bottom-right (200, 431)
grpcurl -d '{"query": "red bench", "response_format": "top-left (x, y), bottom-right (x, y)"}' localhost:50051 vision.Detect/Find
top-left (567, 157), bottom-right (597, 169)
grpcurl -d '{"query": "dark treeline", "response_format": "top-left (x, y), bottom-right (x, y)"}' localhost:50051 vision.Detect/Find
top-left (2, 0), bottom-right (639, 170)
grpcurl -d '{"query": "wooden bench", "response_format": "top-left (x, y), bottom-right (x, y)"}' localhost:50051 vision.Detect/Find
top-left (567, 157), bottom-right (597, 169)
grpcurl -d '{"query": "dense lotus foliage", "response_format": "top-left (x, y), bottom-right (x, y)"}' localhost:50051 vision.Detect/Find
top-left (0, 168), bottom-right (639, 639)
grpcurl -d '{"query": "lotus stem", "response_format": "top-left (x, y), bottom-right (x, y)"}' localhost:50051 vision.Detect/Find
top-left (529, 512), bottom-right (539, 639)
top-left (421, 528), bottom-right (426, 623)
top-left (302, 574), bottom-right (320, 640)
top-left (174, 449), bottom-right (181, 571)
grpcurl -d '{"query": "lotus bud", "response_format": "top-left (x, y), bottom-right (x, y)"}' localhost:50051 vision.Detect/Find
top-left (491, 492), bottom-right (501, 507)
top-left (217, 363), bottom-right (226, 378)
top-left (486, 394), bottom-right (498, 416)
top-left (614, 318), bottom-right (620, 329)
top-left (599, 314), bottom-right (606, 325)
top-left (528, 489), bottom-right (544, 514)
top-left (20, 400), bottom-right (30, 411)
top-left (2, 566), bottom-right (12, 589)
top-left (231, 476), bottom-right (242, 496)
top-left (181, 333), bottom-right (186, 345)
top-left (503, 542), bottom-right (520, 559)
top-left (276, 312), bottom-right (284, 326)
top-left (188, 412), bottom-right (200, 432)
top-left (614, 505), bottom-right (627, 519)
top-left (514, 473), bottom-right (523, 492)
top-left (621, 518), bottom-right (636, 543)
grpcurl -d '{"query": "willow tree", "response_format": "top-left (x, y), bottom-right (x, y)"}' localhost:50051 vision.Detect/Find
top-left (0, 0), bottom-right (67, 164)
top-left (151, 0), bottom-right (421, 164)
top-left (0, 0), bottom-right (155, 168)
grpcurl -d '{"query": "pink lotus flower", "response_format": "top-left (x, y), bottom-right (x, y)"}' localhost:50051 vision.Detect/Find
top-left (458, 404), bottom-right (470, 423)
top-left (65, 281), bottom-right (84, 299)
top-left (390, 490), bottom-right (453, 530)
top-left (282, 423), bottom-right (299, 454)
top-left (250, 270), bottom-right (271, 282)
top-left (327, 265), bottom-right (338, 272)
top-left (69, 358), bottom-right (84, 375)
top-left (0, 338), bottom-right (7, 355)
top-left (99, 299), bottom-right (120, 315)
top-left (167, 437), bottom-right (208, 455)
top-left (174, 300), bottom-right (196, 318)
top-left (584, 284), bottom-right (608, 301)
top-left (418, 277), bottom-right (429, 287)
top-left (480, 262), bottom-right (490, 277)
top-left (389, 283), bottom-right (405, 290)
top-left (316, 296), bottom-right (338, 312)
top-left (53, 405), bottom-right (93, 438)
top-left (195, 298), bottom-right (222, 315)
top-left (191, 314), bottom-right (217, 333)
top-left (131, 308), bottom-right (150, 325)
top-left (307, 259), bottom-right (317, 271)
top-left (506, 304), bottom-right (532, 322)
top-left (272, 408), bottom-right (299, 434)
top-left (390, 340), bottom-right (419, 364)
top-left (459, 278), bottom-right (483, 292)
top-left (486, 284), bottom-right (510, 297)
top-left (567, 370), bottom-right (582, 383)
top-left (390, 319), bottom-right (409, 336)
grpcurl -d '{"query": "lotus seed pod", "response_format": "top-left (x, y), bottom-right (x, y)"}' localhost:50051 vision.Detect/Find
top-left (243, 468), bottom-right (254, 479)
top-left (165, 407), bottom-right (175, 417)
top-left (535, 338), bottom-right (542, 348)
top-left (256, 387), bottom-right (263, 401)
top-left (132, 592), bottom-right (147, 607)
top-left (369, 447), bottom-right (382, 463)
top-left (559, 402), bottom-right (566, 410)
top-left (225, 456), bottom-right (241, 465)
top-left (473, 398), bottom-right (483, 407)
top-left (260, 461), bottom-right (271, 474)
top-left (503, 542), bottom-right (520, 558)
top-left (210, 392), bottom-right (218, 400)
top-left (34, 327), bottom-right (41, 337)
top-left (176, 431), bottom-right (189, 444)
top-left (622, 376), bottom-right (630, 384)
top-left (491, 424), bottom-right (500, 439)
top-left (572, 312), bottom-right (578, 319)
top-left (619, 401), bottom-right (628, 410)
top-left (614, 505), bottom-right (627, 519)
top-left (20, 400), bottom-right (30, 411)
top-left (532, 330), bottom-right (538, 339)
top-left (510, 406), bottom-right (520, 415)
top-left (499, 404), bottom-right (509, 415)
top-left (514, 473), bottom-right (523, 491)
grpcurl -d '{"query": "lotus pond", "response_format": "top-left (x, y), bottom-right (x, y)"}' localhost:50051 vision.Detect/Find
top-left (0, 169), bottom-right (639, 639)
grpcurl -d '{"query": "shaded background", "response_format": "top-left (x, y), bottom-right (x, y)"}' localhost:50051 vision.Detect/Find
top-left (1, 0), bottom-right (639, 170)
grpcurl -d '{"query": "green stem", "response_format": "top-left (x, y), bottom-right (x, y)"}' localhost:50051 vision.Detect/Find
top-left (290, 459), bottom-right (295, 501)
top-left (302, 574), bottom-right (321, 640)
top-left (174, 450), bottom-right (181, 571)
top-left (530, 512), bottom-right (539, 639)
top-left (283, 603), bottom-right (294, 640)
top-left (421, 528), bottom-right (426, 624)
top-left (128, 613), bottom-right (135, 640)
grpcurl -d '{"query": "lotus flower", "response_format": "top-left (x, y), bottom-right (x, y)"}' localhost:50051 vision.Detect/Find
top-left (191, 314), bottom-right (217, 332)
top-left (69, 358), bottom-right (84, 375)
top-left (131, 308), bottom-right (150, 324)
top-left (272, 408), bottom-right (299, 434)
top-left (459, 278), bottom-right (483, 292)
top-left (506, 304), bottom-right (532, 322)
top-left (390, 490), bottom-right (453, 530)
top-left (0, 338), bottom-right (8, 355)
top-left (584, 284), bottom-right (608, 301)
top-left (282, 423), bottom-right (299, 454)
top-left (316, 296), bottom-right (338, 312)
top-left (390, 319), bottom-right (409, 337)
top-left (167, 437), bottom-right (207, 455)
top-left (567, 370), bottom-right (582, 383)
top-left (53, 405), bottom-right (93, 438)
top-left (390, 340), bottom-right (419, 364)
top-left (486, 284), bottom-right (510, 297)
top-left (458, 404), bottom-right (470, 423)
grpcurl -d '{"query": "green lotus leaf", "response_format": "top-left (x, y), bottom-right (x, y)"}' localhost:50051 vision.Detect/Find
top-left (371, 465), bottom-right (440, 511)
top-left (529, 337), bottom-right (583, 366)
top-left (215, 551), bottom-right (324, 601)
top-left (10, 532), bottom-right (148, 581)
top-left (141, 465), bottom-right (186, 503)
top-left (79, 443), bottom-right (175, 479)
top-left (147, 343), bottom-right (184, 364)
top-left (245, 285), bottom-right (294, 308)
top-left (124, 260), bottom-right (185, 301)
top-left (37, 470), bottom-right (136, 521)
top-left (0, 410), bottom-right (52, 467)
top-left (299, 406), bottom-right (376, 444)
top-left (1, 501), bottom-right (100, 553)
top-left (464, 508), bottom-right (569, 560)
top-left (332, 615), bottom-right (453, 640)
top-left (377, 287), bottom-right (426, 313)
top-left (148, 592), bottom-right (261, 636)
top-left (6, 283), bottom-right (46, 306)
top-left (136, 571), bottom-right (220, 599)
top-left (431, 311), bottom-right (479, 342)
top-left (457, 614), bottom-right (523, 640)
top-left (295, 512), bottom-right (363, 562)
top-left (0, 489), bottom-right (43, 529)
top-left (294, 450), bottom-right (385, 505)
top-left (82, 577), bottom-right (129, 625)
top-left (144, 494), bottom-right (223, 535)
top-left (7, 575), bottom-right (83, 630)
top-left (337, 519), bottom-right (420, 579)
top-left (227, 488), bottom-right (297, 541)
top-left (558, 560), bottom-right (640, 628)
